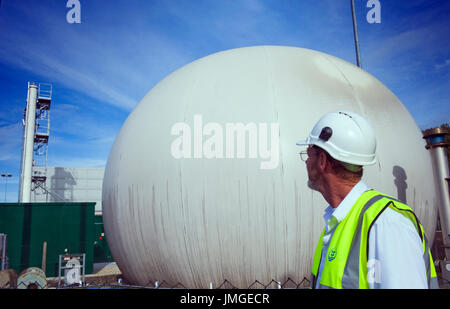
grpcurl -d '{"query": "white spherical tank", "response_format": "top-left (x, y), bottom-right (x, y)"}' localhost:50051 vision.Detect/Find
top-left (102, 46), bottom-right (437, 288)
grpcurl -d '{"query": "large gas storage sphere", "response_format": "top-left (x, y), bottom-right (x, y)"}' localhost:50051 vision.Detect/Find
top-left (102, 46), bottom-right (437, 288)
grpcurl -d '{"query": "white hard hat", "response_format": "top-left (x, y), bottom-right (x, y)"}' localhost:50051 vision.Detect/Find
top-left (296, 110), bottom-right (377, 166)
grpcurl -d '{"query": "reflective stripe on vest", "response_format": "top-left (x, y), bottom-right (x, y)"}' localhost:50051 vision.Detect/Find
top-left (311, 190), bottom-right (439, 289)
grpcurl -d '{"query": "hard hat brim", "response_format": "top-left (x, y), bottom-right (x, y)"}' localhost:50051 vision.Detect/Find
top-left (296, 138), bottom-right (310, 146)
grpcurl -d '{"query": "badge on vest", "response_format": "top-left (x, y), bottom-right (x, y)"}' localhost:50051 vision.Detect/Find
top-left (328, 249), bottom-right (337, 261)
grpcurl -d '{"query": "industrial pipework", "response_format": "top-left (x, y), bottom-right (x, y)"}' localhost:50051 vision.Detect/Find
top-left (18, 82), bottom-right (38, 203)
top-left (423, 127), bottom-right (450, 279)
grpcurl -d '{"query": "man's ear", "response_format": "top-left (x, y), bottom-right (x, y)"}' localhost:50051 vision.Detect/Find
top-left (317, 150), bottom-right (328, 172)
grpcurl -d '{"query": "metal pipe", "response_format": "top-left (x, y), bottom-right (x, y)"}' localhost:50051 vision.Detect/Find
top-left (19, 83), bottom-right (38, 203)
top-left (423, 127), bottom-right (450, 259)
top-left (350, 0), bottom-right (362, 68)
top-left (82, 253), bottom-right (86, 286)
top-left (41, 241), bottom-right (47, 274)
top-left (1, 234), bottom-right (7, 270)
top-left (1, 173), bottom-right (11, 202)
top-left (4, 174), bottom-right (7, 202)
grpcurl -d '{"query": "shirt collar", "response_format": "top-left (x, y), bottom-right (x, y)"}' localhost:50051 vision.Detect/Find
top-left (323, 180), bottom-right (370, 225)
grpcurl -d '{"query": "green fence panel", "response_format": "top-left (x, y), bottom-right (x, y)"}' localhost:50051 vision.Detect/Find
top-left (0, 202), bottom-right (95, 277)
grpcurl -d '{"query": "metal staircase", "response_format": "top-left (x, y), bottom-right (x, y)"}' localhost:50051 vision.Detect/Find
top-left (31, 83), bottom-right (52, 200)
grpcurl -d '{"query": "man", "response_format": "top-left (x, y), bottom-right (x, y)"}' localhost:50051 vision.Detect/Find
top-left (296, 110), bottom-right (438, 289)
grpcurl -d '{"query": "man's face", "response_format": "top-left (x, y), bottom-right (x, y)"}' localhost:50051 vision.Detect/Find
top-left (305, 146), bottom-right (321, 191)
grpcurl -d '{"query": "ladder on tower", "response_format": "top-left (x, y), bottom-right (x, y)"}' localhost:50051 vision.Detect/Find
top-left (37, 83), bottom-right (52, 110)
top-left (32, 83), bottom-right (52, 200)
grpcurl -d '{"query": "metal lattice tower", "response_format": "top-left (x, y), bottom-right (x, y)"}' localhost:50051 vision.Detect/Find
top-left (34, 83), bottom-right (51, 166)
top-left (18, 82), bottom-right (52, 202)
top-left (32, 83), bottom-right (52, 200)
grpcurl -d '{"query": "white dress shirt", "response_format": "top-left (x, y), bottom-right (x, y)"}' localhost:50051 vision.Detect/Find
top-left (315, 180), bottom-right (427, 289)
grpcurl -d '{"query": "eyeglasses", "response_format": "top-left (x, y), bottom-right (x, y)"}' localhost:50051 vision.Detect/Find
top-left (299, 147), bottom-right (320, 161)
top-left (299, 151), bottom-right (308, 161)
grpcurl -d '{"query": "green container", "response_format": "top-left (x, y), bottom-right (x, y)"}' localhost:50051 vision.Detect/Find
top-left (0, 202), bottom-right (95, 278)
top-left (93, 215), bottom-right (114, 263)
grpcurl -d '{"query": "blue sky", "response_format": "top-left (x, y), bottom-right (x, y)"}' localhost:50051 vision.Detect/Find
top-left (0, 0), bottom-right (449, 202)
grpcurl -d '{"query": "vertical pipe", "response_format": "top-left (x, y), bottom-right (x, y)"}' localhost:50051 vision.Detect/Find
top-left (20, 83), bottom-right (38, 203)
top-left (4, 174), bottom-right (11, 202)
top-left (3, 175), bottom-right (6, 202)
top-left (58, 255), bottom-right (62, 288)
top-left (423, 128), bottom-right (450, 259)
top-left (41, 241), bottom-right (47, 274)
top-left (82, 253), bottom-right (85, 286)
top-left (1, 234), bottom-right (6, 270)
top-left (350, 0), bottom-right (362, 68)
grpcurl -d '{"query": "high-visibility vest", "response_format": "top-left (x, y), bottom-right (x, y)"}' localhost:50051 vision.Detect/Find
top-left (311, 189), bottom-right (439, 289)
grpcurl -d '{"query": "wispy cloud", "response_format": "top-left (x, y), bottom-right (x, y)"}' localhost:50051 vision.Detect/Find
top-left (0, 122), bottom-right (22, 162)
top-left (50, 103), bottom-right (119, 140)
top-left (0, 1), bottom-right (194, 111)
top-left (435, 59), bottom-right (450, 70)
top-left (0, 0), bottom-right (449, 180)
